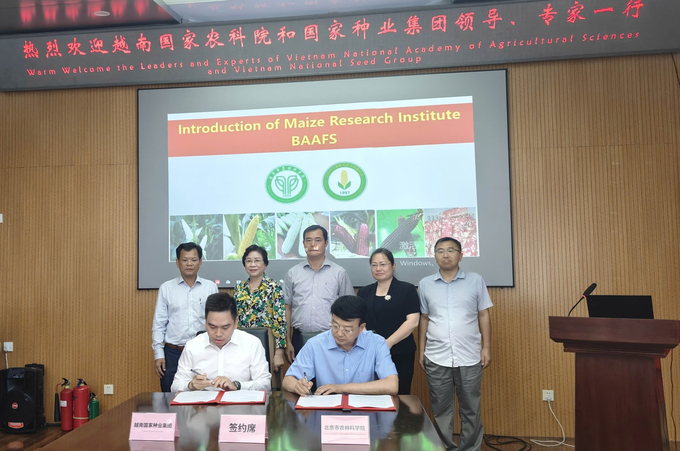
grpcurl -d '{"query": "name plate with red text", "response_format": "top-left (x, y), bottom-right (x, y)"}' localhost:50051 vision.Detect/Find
top-left (129, 412), bottom-right (179, 441)
top-left (218, 414), bottom-right (267, 443)
top-left (321, 415), bottom-right (370, 445)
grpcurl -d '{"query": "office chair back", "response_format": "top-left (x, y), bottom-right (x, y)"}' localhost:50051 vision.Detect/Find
top-left (300, 331), bottom-right (322, 348)
top-left (241, 327), bottom-right (271, 369)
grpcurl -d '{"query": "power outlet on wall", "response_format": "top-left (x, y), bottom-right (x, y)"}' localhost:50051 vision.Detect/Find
top-left (3, 342), bottom-right (13, 352)
top-left (542, 389), bottom-right (554, 402)
top-left (103, 384), bottom-right (114, 395)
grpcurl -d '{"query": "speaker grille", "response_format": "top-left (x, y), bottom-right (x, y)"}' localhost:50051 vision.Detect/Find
top-left (0, 367), bottom-right (45, 433)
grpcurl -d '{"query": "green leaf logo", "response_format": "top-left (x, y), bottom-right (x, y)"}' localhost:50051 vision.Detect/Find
top-left (266, 166), bottom-right (308, 203)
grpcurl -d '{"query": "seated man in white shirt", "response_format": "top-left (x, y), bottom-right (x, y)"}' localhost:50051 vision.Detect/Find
top-left (171, 292), bottom-right (272, 392)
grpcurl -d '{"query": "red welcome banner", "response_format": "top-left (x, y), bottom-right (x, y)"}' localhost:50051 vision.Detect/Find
top-left (2, 1), bottom-right (678, 91)
top-left (168, 103), bottom-right (474, 157)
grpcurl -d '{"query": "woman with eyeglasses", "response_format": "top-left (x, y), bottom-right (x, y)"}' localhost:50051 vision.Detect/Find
top-left (234, 244), bottom-right (287, 377)
top-left (357, 248), bottom-right (420, 394)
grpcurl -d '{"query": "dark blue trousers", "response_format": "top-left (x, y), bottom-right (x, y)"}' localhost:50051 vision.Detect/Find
top-left (160, 344), bottom-right (183, 392)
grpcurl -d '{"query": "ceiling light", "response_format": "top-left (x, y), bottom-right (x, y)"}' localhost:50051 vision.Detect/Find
top-left (93, 10), bottom-right (110, 17)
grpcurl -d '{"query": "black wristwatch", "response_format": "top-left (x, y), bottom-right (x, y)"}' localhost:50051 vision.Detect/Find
top-left (233, 380), bottom-right (241, 390)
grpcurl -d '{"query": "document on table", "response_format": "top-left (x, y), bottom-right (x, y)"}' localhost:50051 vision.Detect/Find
top-left (171, 390), bottom-right (221, 404)
top-left (219, 390), bottom-right (266, 404)
top-left (347, 395), bottom-right (395, 409)
top-left (295, 394), bottom-right (343, 409)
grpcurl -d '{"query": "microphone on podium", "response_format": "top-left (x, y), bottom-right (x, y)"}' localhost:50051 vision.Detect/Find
top-left (567, 283), bottom-right (597, 316)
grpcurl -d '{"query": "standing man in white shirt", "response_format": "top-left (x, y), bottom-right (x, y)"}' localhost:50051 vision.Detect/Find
top-left (152, 242), bottom-right (219, 392)
top-left (418, 237), bottom-right (493, 451)
top-left (171, 292), bottom-right (271, 392)
top-left (284, 224), bottom-right (354, 362)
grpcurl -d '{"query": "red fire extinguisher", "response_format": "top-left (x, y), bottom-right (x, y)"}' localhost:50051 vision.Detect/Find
top-left (59, 378), bottom-right (73, 431)
top-left (72, 379), bottom-right (90, 429)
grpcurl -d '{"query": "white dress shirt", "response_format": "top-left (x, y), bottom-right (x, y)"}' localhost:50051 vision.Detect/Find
top-left (418, 269), bottom-right (493, 367)
top-left (152, 276), bottom-right (218, 360)
top-left (171, 329), bottom-right (272, 393)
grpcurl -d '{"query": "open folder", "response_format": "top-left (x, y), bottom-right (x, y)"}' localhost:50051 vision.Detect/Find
top-left (171, 390), bottom-right (266, 405)
top-left (295, 394), bottom-right (396, 411)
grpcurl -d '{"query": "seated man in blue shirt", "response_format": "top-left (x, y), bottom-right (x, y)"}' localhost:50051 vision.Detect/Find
top-left (283, 295), bottom-right (398, 396)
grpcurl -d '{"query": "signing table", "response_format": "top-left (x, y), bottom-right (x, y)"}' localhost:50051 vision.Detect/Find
top-left (40, 392), bottom-right (446, 451)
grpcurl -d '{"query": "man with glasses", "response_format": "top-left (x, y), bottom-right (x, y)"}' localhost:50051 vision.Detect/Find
top-left (418, 237), bottom-right (493, 451)
top-left (283, 224), bottom-right (354, 363)
top-left (283, 295), bottom-right (398, 396)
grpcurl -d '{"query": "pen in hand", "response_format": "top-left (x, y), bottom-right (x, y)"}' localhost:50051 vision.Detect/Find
top-left (189, 369), bottom-right (210, 391)
top-left (190, 369), bottom-right (210, 380)
top-left (303, 372), bottom-right (312, 396)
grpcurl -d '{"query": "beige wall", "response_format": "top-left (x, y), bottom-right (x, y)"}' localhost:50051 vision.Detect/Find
top-left (1, 53), bottom-right (679, 437)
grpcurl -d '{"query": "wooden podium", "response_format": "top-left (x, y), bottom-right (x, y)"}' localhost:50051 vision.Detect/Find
top-left (549, 317), bottom-right (680, 451)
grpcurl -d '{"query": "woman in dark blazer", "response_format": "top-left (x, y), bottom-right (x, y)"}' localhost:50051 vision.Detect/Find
top-left (358, 248), bottom-right (420, 394)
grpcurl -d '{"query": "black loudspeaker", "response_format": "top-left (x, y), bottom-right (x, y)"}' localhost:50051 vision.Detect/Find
top-left (0, 365), bottom-right (45, 433)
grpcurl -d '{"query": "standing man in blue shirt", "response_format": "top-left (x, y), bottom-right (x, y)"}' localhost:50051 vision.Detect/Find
top-left (418, 237), bottom-right (493, 451)
top-left (283, 295), bottom-right (398, 395)
top-left (152, 242), bottom-right (219, 392)
top-left (284, 224), bottom-right (354, 362)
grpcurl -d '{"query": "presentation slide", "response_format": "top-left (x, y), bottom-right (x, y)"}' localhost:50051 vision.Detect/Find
top-left (168, 97), bottom-right (477, 260)
top-left (139, 71), bottom-right (512, 288)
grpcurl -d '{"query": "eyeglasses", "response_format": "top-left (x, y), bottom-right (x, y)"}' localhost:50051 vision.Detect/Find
top-left (370, 263), bottom-right (391, 269)
top-left (435, 248), bottom-right (461, 255)
top-left (245, 259), bottom-right (264, 265)
top-left (330, 323), bottom-right (356, 334)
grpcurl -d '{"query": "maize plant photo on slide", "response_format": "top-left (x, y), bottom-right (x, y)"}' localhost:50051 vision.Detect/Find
top-left (330, 210), bottom-right (376, 258)
top-left (423, 207), bottom-right (479, 257)
top-left (223, 213), bottom-right (276, 261)
top-left (169, 214), bottom-right (224, 261)
top-left (376, 209), bottom-right (425, 258)
top-left (276, 212), bottom-right (330, 259)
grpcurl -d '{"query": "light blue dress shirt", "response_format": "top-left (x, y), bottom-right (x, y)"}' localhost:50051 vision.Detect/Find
top-left (152, 275), bottom-right (219, 360)
top-left (285, 330), bottom-right (397, 387)
top-left (418, 269), bottom-right (493, 367)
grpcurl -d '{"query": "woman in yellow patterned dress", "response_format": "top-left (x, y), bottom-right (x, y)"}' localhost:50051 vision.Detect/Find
top-left (234, 244), bottom-right (287, 377)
